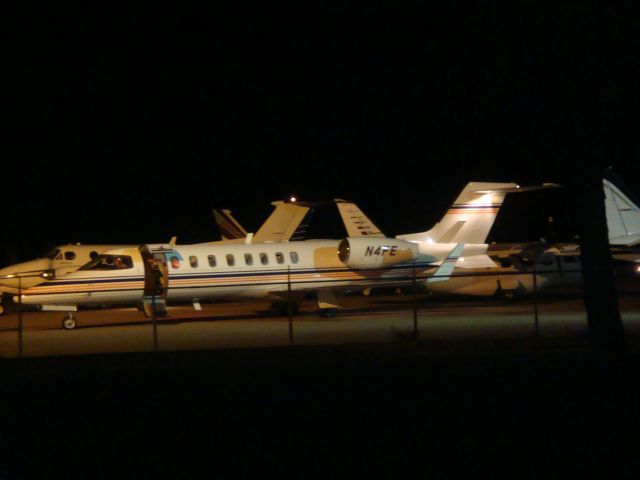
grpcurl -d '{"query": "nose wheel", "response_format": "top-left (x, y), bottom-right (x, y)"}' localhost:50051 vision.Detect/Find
top-left (62, 313), bottom-right (77, 330)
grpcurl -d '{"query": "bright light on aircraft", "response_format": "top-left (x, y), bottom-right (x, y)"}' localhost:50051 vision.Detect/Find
top-left (635, 264), bottom-right (640, 274)
top-left (290, 196), bottom-right (297, 202)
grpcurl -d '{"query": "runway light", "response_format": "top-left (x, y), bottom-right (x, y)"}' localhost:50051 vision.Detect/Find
top-left (635, 264), bottom-right (640, 274)
top-left (290, 196), bottom-right (297, 202)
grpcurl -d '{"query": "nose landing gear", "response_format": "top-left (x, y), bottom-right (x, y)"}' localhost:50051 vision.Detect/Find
top-left (62, 313), bottom-right (77, 330)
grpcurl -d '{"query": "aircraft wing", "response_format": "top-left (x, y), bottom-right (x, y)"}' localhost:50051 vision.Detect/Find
top-left (335, 199), bottom-right (385, 237)
top-left (252, 201), bottom-right (311, 243)
top-left (427, 243), bottom-right (465, 283)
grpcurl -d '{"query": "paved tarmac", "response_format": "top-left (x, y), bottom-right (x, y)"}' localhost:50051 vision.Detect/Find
top-left (2, 291), bottom-right (640, 357)
top-left (2, 289), bottom-right (640, 478)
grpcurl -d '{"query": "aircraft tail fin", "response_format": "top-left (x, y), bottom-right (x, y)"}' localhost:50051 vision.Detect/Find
top-left (335, 199), bottom-right (385, 237)
top-left (398, 181), bottom-right (560, 244)
top-left (604, 169), bottom-right (640, 246)
top-left (213, 209), bottom-right (248, 240)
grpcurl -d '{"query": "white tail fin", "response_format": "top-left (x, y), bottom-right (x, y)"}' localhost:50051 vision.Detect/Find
top-left (335, 199), bottom-right (385, 237)
top-left (604, 178), bottom-right (640, 246)
top-left (398, 181), bottom-right (560, 245)
top-left (399, 182), bottom-right (517, 244)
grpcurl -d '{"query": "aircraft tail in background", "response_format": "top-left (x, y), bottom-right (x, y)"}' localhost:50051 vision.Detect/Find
top-left (397, 181), bottom-right (560, 245)
top-left (212, 209), bottom-right (248, 241)
top-left (604, 171), bottom-right (640, 247)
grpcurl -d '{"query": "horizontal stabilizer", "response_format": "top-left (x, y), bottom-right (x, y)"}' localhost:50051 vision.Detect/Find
top-left (471, 183), bottom-right (561, 194)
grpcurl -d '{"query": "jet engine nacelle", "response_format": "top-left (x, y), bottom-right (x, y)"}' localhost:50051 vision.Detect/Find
top-left (338, 237), bottom-right (419, 269)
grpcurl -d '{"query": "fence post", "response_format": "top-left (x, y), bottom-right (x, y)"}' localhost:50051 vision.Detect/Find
top-left (412, 260), bottom-right (418, 340)
top-left (18, 275), bottom-right (23, 358)
top-left (287, 265), bottom-right (294, 345)
top-left (532, 267), bottom-right (539, 337)
top-left (152, 293), bottom-right (159, 352)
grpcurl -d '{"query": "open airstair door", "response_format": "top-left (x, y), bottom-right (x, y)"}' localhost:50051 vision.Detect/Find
top-left (141, 244), bottom-right (176, 316)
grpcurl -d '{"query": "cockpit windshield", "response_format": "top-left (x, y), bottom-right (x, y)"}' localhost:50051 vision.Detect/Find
top-left (80, 254), bottom-right (133, 270)
top-left (43, 248), bottom-right (61, 260)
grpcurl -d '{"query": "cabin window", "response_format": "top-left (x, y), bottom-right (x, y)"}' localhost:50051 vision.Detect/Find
top-left (80, 254), bottom-right (133, 270)
top-left (44, 248), bottom-right (61, 260)
top-left (89, 251), bottom-right (98, 260)
top-left (208, 255), bottom-right (217, 267)
top-left (226, 254), bottom-right (235, 267)
top-left (275, 252), bottom-right (284, 264)
top-left (64, 251), bottom-right (76, 261)
top-left (245, 253), bottom-right (253, 266)
top-left (260, 253), bottom-right (268, 265)
top-left (290, 252), bottom-right (299, 264)
top-left (169, 256), bottom-right (180, 269)
top-left (189, 255), bottom-right (198, 268)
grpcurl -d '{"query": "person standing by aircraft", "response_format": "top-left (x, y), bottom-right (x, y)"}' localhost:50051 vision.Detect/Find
top-left (152, 260), bottom-right (165, 295)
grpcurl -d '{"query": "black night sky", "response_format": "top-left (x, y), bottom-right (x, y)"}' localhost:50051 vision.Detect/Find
top-left (4, 2), bottom-right (640, 266)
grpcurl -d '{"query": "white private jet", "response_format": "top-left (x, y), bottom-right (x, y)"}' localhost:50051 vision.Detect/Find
top-left (16, 181), bottom-right (554, 327)
top-left (0, 200), bottom-right (312, 314)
